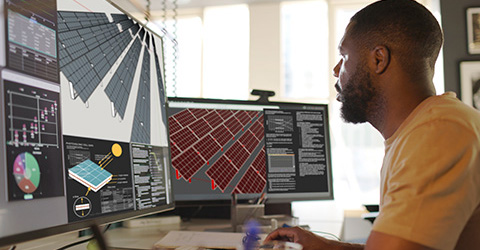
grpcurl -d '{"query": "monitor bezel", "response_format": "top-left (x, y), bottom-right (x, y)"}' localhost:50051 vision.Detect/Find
top-left (167, 96), bottom-right (334, 204)
top-left (0, 204), bottom-right (174, 248)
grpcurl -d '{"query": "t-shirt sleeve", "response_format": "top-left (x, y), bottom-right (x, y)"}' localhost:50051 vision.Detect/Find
top-left (372, 120), bottom-right (480, 250)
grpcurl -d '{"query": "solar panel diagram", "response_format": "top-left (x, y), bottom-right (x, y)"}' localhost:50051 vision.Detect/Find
top-left (169, 108), bottom-right (267, 194)
top-left (57, 5), bottom-right (168, 147)
top-left (57, 11), bottom-right (138, 103)
top-left (68, 159), bottom-right (113, 192)
top-left (64, 136), bottom-right (134, 222)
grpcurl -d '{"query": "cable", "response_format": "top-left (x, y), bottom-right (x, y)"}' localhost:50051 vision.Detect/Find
top-left (184, 205), bottom-right (204, 221)
top-left (171, 0), bottom-right (178, 97)
top-left (56, 224), bottom-right (111, 250)
top-left (145, 0), bottom-right (151, 22)
top-left (162, 0), bottom-right (167, 25)
top-left (161, 0), bottom-right (179, 97)
top-left (56, 236), bottom-right (92, 250)
top-left (310, 230), bottom-right (341, 241)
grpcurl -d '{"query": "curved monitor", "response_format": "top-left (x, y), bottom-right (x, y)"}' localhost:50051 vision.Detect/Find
top-left (167, 97), bottom-right (333, 204)
top-left (0, 0), bottom-right (173, 247)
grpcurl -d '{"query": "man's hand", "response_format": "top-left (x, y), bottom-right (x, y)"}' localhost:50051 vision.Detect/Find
top-left (265, 228), bottom-right (436, 250)
top-left (264, 227), bottom-right (353, 250)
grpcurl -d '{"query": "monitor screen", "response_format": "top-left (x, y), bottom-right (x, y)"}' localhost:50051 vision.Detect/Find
top-left (4, 0), bottom-right (59, 82)
top-left (0, 0), bottom-right (174, 247)
top-left (168, 97), bottom-right (333, 203)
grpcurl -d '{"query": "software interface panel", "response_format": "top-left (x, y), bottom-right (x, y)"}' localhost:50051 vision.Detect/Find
top-left (168, 100), bottom-right (332, 202)
top-left (4, 79), bottom-right (64, 201)
top-left (264, 109), bottom-right (330, 194)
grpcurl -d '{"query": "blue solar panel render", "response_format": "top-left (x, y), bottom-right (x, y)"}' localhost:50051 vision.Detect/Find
top-left (131, 40), bottom-right (151, 144)
top-left (145, 33), bottom-right (150, 49)
top-left (58, 9), bottom-right (168, 145)
top-left (151, 36), bottom-right (167, 124)
top-left (68, 159), bottom-right (112, 192)
top-left (104, 38), bottom-right (142, 119)
top-left (111, 13), bottom-right (129, 23)
top-left (58, 11), bottom-right (137, 103)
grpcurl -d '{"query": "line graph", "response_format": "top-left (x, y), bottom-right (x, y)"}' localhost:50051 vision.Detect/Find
top-left (6, 86), bottom-right (60, 148)
top-left (4, 80), bottom-right (64, 201)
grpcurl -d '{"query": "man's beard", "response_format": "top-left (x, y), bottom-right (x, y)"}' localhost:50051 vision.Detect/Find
top-left (339, 65), bottom-right (379, 124)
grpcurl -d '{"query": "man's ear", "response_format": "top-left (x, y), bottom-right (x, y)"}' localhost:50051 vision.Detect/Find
top-left (370, 45), bottom-right (390, 74)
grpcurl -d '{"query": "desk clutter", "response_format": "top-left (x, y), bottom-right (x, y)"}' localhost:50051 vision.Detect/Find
top-left (152, 231), bottom-right (302, 250)
top-left (153, 230), bottom-right (259, 249)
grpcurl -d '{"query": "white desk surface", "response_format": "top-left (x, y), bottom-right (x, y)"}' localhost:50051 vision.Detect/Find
top-left (4, 219), bottom-right (232, 250)
top-left (5, 218), bottom-right (343, 250)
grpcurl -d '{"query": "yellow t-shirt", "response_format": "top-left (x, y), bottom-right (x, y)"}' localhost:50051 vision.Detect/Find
top-left (372, 92), bottom-right (480, 250)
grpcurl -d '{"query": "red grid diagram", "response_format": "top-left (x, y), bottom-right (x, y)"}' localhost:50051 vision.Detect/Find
top-left (211, 125), bottom-right (234, 147)
top-left (205, 118), bottom-right (266, 192)
top-left (224, 141), bottom-right (250, 169)
top-left (171, 127), bottom-right (198, 151)
top-left (168, 117), bottom-right (182, 132)
top-left (169, 107), bottom-right (267, 193)
top-left (234, 149), bottom-right (266, 194)
top-left (249, 115), bottom-right (265, 140)
top-left (171, 147), bottom-right (204, 179)
top-left (203, 111), bottom-right (224, 128)
top-left (239, 130), bottom-right (260, 153)
top-left (205, 155), bottom-right (237, 191)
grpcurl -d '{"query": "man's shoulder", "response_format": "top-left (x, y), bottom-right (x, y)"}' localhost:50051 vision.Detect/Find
top-left (413, 93), bottom-right (480, 133)
top-left (387, 93), bottom-right (480, 147)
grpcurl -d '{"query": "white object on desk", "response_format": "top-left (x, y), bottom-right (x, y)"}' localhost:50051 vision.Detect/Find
top-left (123, 215), bottom-right (181, 228)
top-left (154, 230), bottom-right (266, 249)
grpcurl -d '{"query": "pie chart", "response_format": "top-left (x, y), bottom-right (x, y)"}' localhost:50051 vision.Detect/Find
top-left (13, 152), bottom-right (40, 194)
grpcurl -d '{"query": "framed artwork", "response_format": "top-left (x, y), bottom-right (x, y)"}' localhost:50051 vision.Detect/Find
top-left (467, 7), bottom-right (480, 54)
top-left (460, 61), bottom-right (480, 110)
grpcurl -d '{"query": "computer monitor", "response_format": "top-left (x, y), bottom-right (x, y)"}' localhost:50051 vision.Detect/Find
top-left (167, 97), bottom-right (333, 204)
top-left (0, 0), bottom-right (173, 247)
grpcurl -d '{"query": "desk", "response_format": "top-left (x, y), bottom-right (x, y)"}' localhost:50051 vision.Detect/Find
top-left (7, 218), bottom-right (343, 250)
top-left (106, 219), bottom-right (235, 249)
top-left (7, 219), bottom-right (232, 250)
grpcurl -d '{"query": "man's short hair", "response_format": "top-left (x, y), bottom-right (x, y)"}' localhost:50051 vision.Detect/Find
top-left (349, 0), bottom-right (443, 73)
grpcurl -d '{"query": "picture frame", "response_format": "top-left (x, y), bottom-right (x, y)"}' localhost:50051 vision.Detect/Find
top-left (460, 61), bottom-right (480, 110)
top-left (467, 7), bottom-right (480, 54)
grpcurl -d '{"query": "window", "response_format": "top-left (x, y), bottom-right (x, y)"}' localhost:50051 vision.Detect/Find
top-left (157, 0), bottom-right (444, 211)
top-left (281, 1), bottom-right (329, 100)
top-left (158, 17), bottom-right (203, 97)
top-left (202, 5), bottom-right (250, 100)
top-left (156, 5), bottom-right (249, 99)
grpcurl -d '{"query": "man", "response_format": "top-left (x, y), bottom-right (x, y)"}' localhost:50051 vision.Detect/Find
top-left (265, 0), bottom-right (480, 249)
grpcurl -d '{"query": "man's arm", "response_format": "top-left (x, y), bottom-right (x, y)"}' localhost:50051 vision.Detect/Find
top-left (264, 227), bottom-right (363, 250)
top-left (365, 231), bottom-right (435, 250)
top-left (265, 227), bottom-right (436, 250)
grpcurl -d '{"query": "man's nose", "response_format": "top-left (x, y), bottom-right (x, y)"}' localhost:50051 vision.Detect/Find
top-left (333, 59), bottom-right (342, 78)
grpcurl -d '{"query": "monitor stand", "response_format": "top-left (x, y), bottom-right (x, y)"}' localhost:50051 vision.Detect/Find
top-left (90, 223), bottom-right (108, 250)
top-left (230, 194), bottom-right (298, 233)
top-left (230, 194), bottom-right (266, 232)
top-left (57, 223), bottom-right (108, 250)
